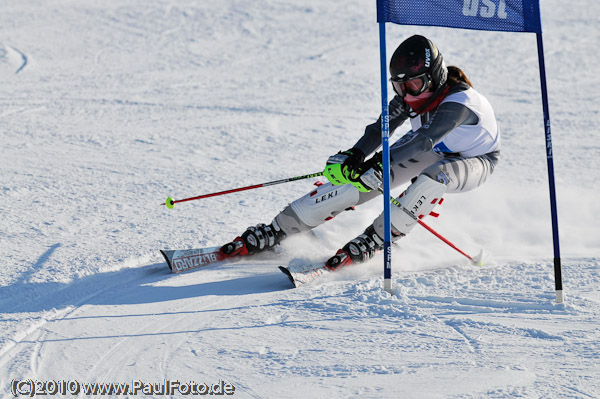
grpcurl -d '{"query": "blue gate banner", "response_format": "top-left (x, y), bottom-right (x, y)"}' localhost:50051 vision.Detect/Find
top-left (377, 0), bottom-right (541, 33)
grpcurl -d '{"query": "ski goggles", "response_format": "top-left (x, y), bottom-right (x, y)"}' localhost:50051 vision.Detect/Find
top-left (390, 73), bottom-right (431, 96)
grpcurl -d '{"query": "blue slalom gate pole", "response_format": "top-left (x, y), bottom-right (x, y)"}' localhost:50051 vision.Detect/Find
top-left (536, 32), bottom-right (563, 303)
top-left (376, 0), bottom-right (561, 303)
top-left (378, 21), bottom-right (393, 295)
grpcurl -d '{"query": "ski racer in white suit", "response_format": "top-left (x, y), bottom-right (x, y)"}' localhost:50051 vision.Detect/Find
top-left (221, 35), bottom-right (501, 269)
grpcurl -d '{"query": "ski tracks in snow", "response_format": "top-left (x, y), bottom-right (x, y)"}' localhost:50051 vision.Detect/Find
top-left (0, 261), bottom-right (168, 385)
top-left (1, 256), bottom-right (599, 397)
top-left (266, 257), bottom-right (599, 397)
top-left (386, 259), bottom-right (600, 397)
top-left (0, 44), bottom-right (28, 75)
top-left (0, 256), bottom-right (284, 398)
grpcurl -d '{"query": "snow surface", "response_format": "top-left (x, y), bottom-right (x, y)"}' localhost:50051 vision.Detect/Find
top-left (1, 0), bottom-right (599, 397)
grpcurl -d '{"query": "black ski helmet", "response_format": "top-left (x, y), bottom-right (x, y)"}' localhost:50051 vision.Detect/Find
top-left (389, 35), bottom-right (447, 95)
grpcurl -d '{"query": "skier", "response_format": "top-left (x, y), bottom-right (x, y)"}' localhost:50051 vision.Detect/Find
top-left (220, 34), bottom-right (500, 270)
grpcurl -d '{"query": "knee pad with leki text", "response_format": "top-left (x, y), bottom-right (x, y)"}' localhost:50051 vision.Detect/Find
top-left (276, 183), bottom-right (360, 234)
top-left (373, 174), bottom-right (447, 238)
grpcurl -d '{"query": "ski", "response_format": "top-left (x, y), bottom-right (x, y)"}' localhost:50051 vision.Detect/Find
top-left (160, 247), bottom-right (227, 274)
top-left (279, 262), bottom-right (332, 288)
top-left (160, 244), bottom-right (284, 274)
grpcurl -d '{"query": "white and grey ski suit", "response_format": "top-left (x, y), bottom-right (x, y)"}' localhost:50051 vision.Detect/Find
top-left (274, 82), bottom-right (501, 239)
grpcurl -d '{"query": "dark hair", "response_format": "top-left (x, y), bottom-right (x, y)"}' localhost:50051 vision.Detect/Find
top-left (446, 66), bottom-right (473, 87)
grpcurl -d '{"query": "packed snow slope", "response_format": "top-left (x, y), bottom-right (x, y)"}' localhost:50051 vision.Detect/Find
top-left (1, 0), bottom-right (599, 397)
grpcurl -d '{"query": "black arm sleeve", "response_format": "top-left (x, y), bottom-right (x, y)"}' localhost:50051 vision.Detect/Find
top-left (352, 95), bottom-right (409, 157)
top-left (389, 101), bottom-right (478, 165)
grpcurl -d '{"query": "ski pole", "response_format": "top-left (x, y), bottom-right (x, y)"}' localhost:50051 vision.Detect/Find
top-left (417, 219), bottom-right (484, 265)
top-left (165, 173), bottom-right (483, 264)
top-left (163, 172), bottom-right (323, 209)
top-left (383, 190), bottom-right (483, 266)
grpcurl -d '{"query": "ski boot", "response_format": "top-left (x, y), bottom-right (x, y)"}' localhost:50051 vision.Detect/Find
top-left (220, 222), bottom-right (286, 258)
top-left (326, 225), bottom-right (385, 270)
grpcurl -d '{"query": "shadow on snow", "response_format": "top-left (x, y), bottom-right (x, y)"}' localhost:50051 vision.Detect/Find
top-left (1, 260), bottom-right (291, 314)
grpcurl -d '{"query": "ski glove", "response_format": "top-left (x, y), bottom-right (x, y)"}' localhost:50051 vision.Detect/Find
top-left (348, 152), bottom-right (385, 193)
top-left (323, 148), bottom-right (365, 186)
